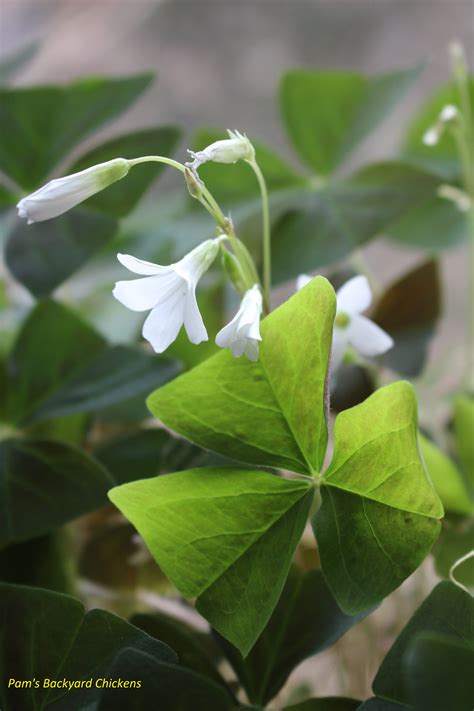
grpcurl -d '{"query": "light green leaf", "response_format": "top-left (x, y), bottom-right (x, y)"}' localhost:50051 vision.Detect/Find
top-left (69, 126), bottom-right (181, 218)
top-left (109, 467), bottom-right (313, 655)
top-left (419, 433), bottom-right (472, 515)
top-left (454, 394), bottom-right (474, 489)
top-left (0, 438), bottom-right (113, 549)
top-left (148, 276), bottom-right (336, 474)
top-left (314, 382), bottom-right (443, 614)
top-left (280, 67), bottom-right (420, 175)
top-left (0, 73), bottom-right (153, 189)
top-left (6, 207), bottom-right (118, 298)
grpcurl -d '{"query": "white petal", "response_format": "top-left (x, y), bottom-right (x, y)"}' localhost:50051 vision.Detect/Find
top-left (348, 315), bottom-right (394, 357)
top-left (113, 275), bottom-right (167, 312)
top-left (296, 274), bottom-right (313, 291)
top-left (336, 275), bottom-right (372, 314)
top-left (215, 316), bottom-right (239, 348)
top-left (330, 328), bottom-right (349, 372)
top-left (142, 292), bottom-right (186, 353)
top-left (117, 253), bottom-right (169, 276)
top-left (244, 339), bottom-right (260, 362)
top-left (230, 338), bottom-right (247, 357)
top-left (183, 288), bottom-right (208, 344)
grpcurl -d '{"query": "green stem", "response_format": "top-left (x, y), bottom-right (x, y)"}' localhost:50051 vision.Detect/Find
top-left (129, 155), bottom-right (186, 173)
top-left (248, 158), bottom-right (271, 312)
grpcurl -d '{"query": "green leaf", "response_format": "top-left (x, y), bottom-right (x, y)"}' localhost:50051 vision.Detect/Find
top-left (373, 581), bottom-right (474, 706)
top-left (419, 434), bottom-right (472, 515)
top-left (95, 428), bottom-right (226, 486)
top-left (280, 67), bottom-right (420, 175)
top-left (331, 364), bottom-right (375, 413)
top-left (0, 183), bottom-right (18, 212)
top-left (0, 532), bottom-right (75, 594)
top-left (0, 438), bottom-right (113, 549)
top-left (314, 382), bottom-right (443, 614)
top-left (26, 345), bottom-right (179, 424)
top-left (403, 631), bottom-right (474, 711)
top-left (0, 583), bottom-right (232, 711)
top-left (386, 195), bottom-right (468, 249)
top-left (109, 467), bottom-right (313, 655)
top-left (403, 78), bottom-right (474, 179)
top-left (148, 276), bottom-right (335, 474)
top-left (271, 163), bottom-right (440, 284)
top-left (4, 300), bottom-right (177, 426)
top-left (190, 129), bottom-right (305, 204)
top-left (357, 700), bottom-right (410, 710)
top-left (433, 516), bottom-right (474, 587)
top-left (69, 126), bottom-right (181, 217)
top-left (131, 611), bottom-right (229, 691)
top-left (0, 73), bottom-right (153, 189)
top-left (372, 260), bottom-right (441, 376)
top-left (454, 394), bottom-right (474, 489)
top-left (285, 700), bottom-right (360, 711)
top-left (218, 567), bottom-right (370, 705)
top-left (6, 207), bottom-right (117, 298)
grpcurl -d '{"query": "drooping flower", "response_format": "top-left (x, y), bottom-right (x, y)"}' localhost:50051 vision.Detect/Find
top-left (215, 284), bottom-right (263, 362)
top-left (17, 158), bottom-right (131, 224)
top-left (113, 239), bottom-right (221, 353)
top-left (297, 274), bottom-right (393, 371)
top-left (186, 130), bottom-right (255, 171)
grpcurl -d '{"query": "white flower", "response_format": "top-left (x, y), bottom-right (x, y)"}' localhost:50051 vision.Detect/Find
top-left (17, 158), bottom-right (131, 224)
top-left (113, 239), bottom-right (221, 353)
top-left (216, 285), bottom-right (262, 362)
top-left (297, 274), bottom-right (393, 371)
top-left (187, 130), bottom-right (255, 170)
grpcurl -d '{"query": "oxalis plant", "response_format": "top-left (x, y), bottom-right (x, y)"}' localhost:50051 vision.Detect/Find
top-left (0, 40), bottom-right (473, 711)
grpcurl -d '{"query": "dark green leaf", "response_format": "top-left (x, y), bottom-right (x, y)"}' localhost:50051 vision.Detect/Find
top-left (387, 195), bottom-right (468, 249)
top-left (0, 438), bottom-right (113, 549)
top-left (402, 632), bottom-right (474, 711)
top-left (109, 467), bottom-right (313, 655)
top-left (0, 73), bottom-right (153, 188)
top-left (70, 126), bottom-right (181, 217)
top-left (0, 584), bottom-right (235, 710)
top-left (0, 183), bottom-right (18, 212)
top-left (271, 163), bottom-right (440, 284)
top-left (280, 67), bottom-right (420, 175)
top-left (331, 364), bottom-right (375, 413)
top-left (0, 532), bottom-right (74, 594)
top-left (314, 382), bottom-right (443, 614)
top-left (131, 611), bottom-right (228, 691)
top-left (372, 581), bottom-right (474, 705)
top-left (26, 345), bottom-right (179, 424)
top-left (218, 567), bottom-right (370, 705)
top-left (6, 207), bottom-right (117, 298)
top-left (357, 700), bottom-right (410, 710)
top-left (95, 428), bottom-right (225, 486)
top-left (372, 260), bottom-right (441, 376)
top-left (147, 276), bottom-right (336, 474)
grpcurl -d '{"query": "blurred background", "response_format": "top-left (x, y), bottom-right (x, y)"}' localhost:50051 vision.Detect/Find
top-left (1, 0), bottom-right (472, 705)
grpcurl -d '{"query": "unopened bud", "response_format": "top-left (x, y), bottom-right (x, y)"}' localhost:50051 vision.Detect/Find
top-left (221, 249), bottom-right (247, 296)
top-left (17, 158), bottom-right (131, 224)
top-left (186, 130), bottom-right (255, 171)
top-left (184, 166), bottom-right (204, 199)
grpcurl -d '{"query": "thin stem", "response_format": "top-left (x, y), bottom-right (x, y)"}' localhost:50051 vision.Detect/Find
top-left (248, 158), bottom-right (271, 312)
top-left (449, 550), bottom-right (474, 594)
top-left (129, 155), bottom-right (186, 173)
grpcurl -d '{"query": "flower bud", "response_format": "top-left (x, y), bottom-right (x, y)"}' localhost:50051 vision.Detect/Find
top-left (221, 248), bottom-right (247, 296)
top-left (17, 158), bottom-right (131, 224)
top-left (186, 130), bottom-right (255, 171)
top-left (184, 166), bottom-right (204, 199)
